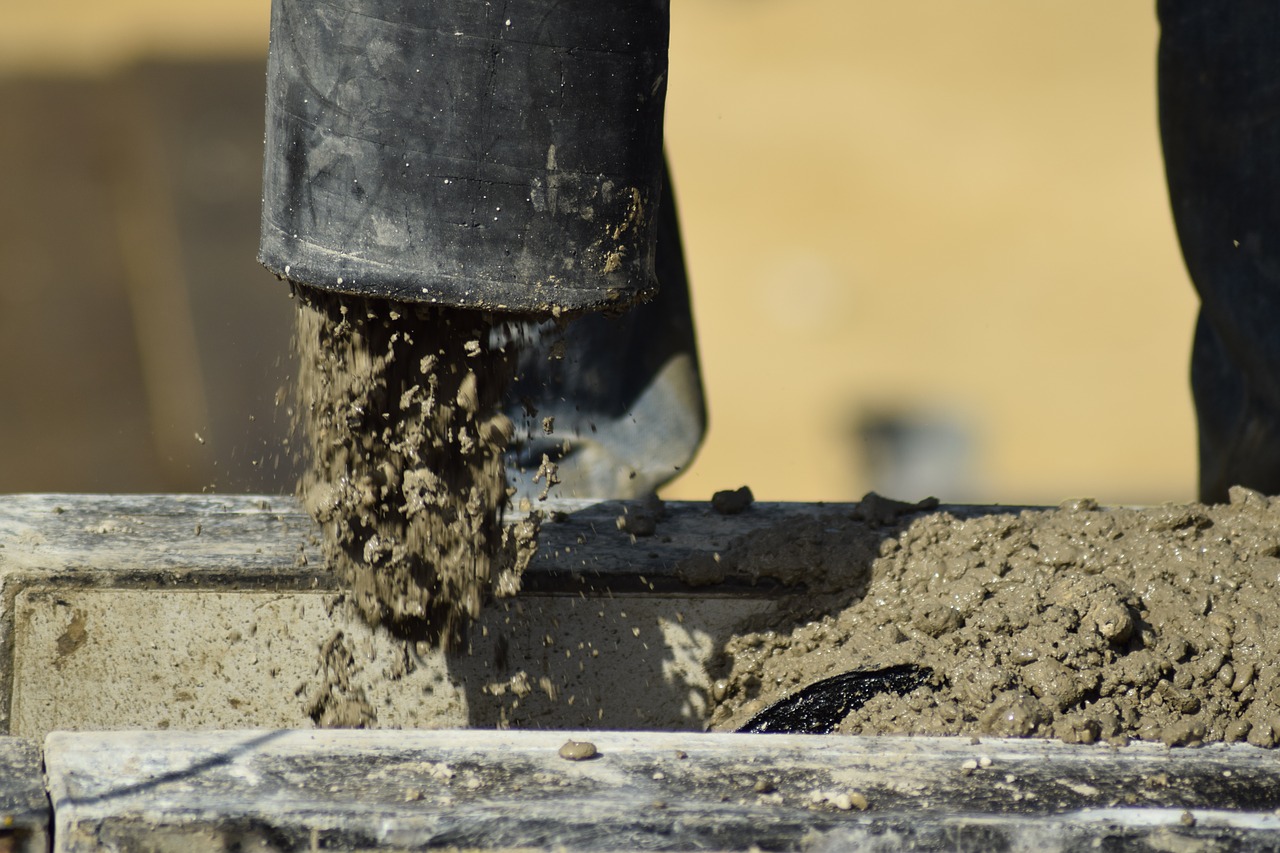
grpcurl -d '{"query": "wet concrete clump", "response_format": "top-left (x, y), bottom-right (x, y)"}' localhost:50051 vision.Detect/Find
top-left (710, 487), bottom-right (1280, 748)
top-left (292, 286), bottom-right (538, 652)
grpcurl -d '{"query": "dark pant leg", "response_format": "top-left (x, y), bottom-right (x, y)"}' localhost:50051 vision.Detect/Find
top-left (1159, 0), bottom-right (1280, 502)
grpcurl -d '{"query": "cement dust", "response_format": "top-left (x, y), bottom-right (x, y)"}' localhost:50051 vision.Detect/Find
top-left (709, 487), bottom-right (1280, 748)
top-left (292, 286), bottom-right (539, 725)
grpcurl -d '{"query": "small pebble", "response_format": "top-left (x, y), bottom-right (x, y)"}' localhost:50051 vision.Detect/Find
top-left (558, 740), bottom-right (598, 761)
top-left (711, 485), bottom-right (754, 515)
top-left (1232, 662), bottom-right (1256, 693)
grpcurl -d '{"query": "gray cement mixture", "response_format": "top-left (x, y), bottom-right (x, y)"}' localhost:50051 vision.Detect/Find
top-left (292, 287), bottom-right (539, 725)
top-left (707, 488), bottom-right (1280, 748)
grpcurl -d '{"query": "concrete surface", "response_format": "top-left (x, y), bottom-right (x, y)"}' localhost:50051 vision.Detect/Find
top-left (42, 728), bottom-right (1280, 851)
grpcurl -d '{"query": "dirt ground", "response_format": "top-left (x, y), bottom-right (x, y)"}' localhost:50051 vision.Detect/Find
top-left (707, 488), bottom-right (1280, 748)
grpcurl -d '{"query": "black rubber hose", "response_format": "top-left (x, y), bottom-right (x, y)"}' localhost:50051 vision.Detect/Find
top-left (738, 665), bottom-right (934, 735)
top-left (259, 0), bottom-right (669, 313)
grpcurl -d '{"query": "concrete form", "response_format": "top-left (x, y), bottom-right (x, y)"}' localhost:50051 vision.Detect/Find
top-left (5, 494), bottom-right (1280, 850)
top-left (0, 737), bottom-right (48, 853)
top-left (0, 493), bottom-right (801, 737)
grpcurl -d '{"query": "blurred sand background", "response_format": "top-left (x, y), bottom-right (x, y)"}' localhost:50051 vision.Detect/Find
top-left (0, 1), bottom-right (1197, 505)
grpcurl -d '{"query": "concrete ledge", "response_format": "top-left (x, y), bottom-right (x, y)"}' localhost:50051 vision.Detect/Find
top-left (43, 729), bottom-right (1280, 851)
top-left (0, 737), bottom-right (49, 853)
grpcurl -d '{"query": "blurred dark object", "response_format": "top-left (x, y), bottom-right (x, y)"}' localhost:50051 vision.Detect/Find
top-left (854, 408), bottom-right (976, 504)
top-left (0, 58), bottom-right (295, 493)
top-left (1159, 1), bottom-right (1280, 503)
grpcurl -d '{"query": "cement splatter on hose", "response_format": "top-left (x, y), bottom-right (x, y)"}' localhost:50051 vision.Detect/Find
top-left (292, 286), bottom-right (538, 652)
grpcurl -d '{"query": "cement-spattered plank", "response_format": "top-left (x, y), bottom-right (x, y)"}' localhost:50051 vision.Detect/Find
top-left (0, 492), bottom-right (861, 584)
top-left (0, 494), bottom-right (881, 737)
top-left (43, 729), bottom-right (1280, 851)
top-left (0, 736), bottom-right (50, 853)
top-left (0, 492), bottom-right (842, 586)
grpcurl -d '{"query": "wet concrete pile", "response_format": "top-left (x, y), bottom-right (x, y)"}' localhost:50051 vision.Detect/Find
top-left (709, 488), bottom-right (1280, 748)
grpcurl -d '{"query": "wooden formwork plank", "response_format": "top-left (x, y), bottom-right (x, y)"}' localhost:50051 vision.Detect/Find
top-left (0, 737), bottom-right (50, 853)
top-left (0, 492), bottom-right (870, 587)
top-left (44, 729), bottom-right (1280, 851)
